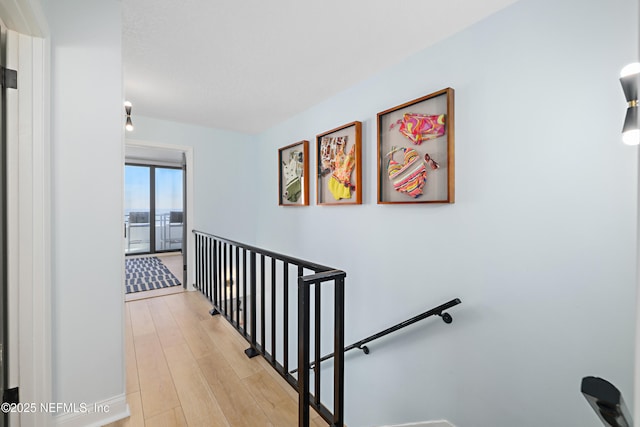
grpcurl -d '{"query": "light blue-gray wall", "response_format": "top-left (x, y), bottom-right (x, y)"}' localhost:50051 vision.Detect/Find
top-left (130, 116), bottom-right (258, 243)
top-left (45, 0), bottom-right (125, 407)
top-left (133, 0), bottom-right (639, 425)
top-left (253, 0), bottom-right (638, 426)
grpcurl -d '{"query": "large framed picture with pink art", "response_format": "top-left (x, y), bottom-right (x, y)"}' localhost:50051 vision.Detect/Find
top-left (377, 88), bottom-right (455, 204)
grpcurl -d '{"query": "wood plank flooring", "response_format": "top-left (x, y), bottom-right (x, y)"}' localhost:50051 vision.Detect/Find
top-left (104, 290), bottom-right (328, 427)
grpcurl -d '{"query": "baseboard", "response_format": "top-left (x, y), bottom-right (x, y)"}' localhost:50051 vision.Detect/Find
top-left (54, 393), bottom-right (129, 427)
top-left (378, 421), bottom-right (456, 427)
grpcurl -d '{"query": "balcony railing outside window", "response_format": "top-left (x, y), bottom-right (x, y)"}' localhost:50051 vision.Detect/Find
top-left (124, 211), bottom-right (183, 254)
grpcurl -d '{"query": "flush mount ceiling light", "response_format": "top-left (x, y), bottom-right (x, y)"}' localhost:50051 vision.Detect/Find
top-left (619, 63), bottom-right (640, 145)
top-left (124, 100), bottom-right (134, 132)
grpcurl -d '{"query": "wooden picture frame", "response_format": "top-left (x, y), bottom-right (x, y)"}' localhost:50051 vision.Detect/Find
top-left (377, 87), bottom-right (455, 204)
top-left (278, 140), bottom-right (309, 206)
top-left (316, 121), bottom-right (362, 206)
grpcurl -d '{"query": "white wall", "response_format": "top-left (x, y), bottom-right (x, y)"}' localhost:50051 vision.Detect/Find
top-left (44, 0), bottom-right (126, 415)
top-left (253, 0), bottom-right (639, 426)
top-left (128, 115), bottom-right (258, 244)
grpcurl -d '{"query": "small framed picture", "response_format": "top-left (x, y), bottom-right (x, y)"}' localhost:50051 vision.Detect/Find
top-left (377, 88), bottom-right (455, 204)
top-left (316, 121), bottom-right (362, 205)
top-left (278, 140), bottom-right (309, 206)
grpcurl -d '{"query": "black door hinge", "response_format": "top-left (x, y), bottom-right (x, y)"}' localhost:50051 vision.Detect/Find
top-left (3, 387), bottom-right (19, 404)
top-left (2, 67), bottom-right (17, 90)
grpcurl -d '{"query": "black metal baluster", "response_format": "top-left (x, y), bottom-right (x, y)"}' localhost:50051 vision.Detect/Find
top-left (224, 243), bottom-right (230, 316)
top-left (201, 235), bottom-right (206, 298)
top-left (245, 251), bottom-right (258, 358)
top-left (298, 267), bottom-right (303, 382)
top-left (201, 236), bottom-right (206, 299)
top-left (227, 244), bottom-right (232, 319)
top-left (205, 236), bottom-right (211, 302)
top-left (211, 239), bottom-right (216, 306)
top-left (217, 240), bottom-right (222, 310)
top-left (271, 257), bottom-right (276, 364)
top-left (209, 240), bottom-right (218, 314)
top-left (212, 239), bottom-right (218, 309)
top-left (283, 261), bottom-right (289, 374)
top-left (298, 276), bottom-right (311, 427)
top-left (235, 246), bottom-right (240, 328)
top-left (314, 281), bottom-right (321, 407)
top-left (260, 254), bottom-right (265, 354)
top-left (210, 237), bottom-right (215, 302)
top-left (333, 275), bottom-right (346, 427)
top-left (207, 236), bottom-right (211, 297)
top-left (196, 236), bottom-right (204, 290)
top-left (212, 238), bottom-right (217, 303)
top-left (242, 248), bottom-right (247, 336)
top-left (195, 234), bottom-right (200, 291)
top-left (228, 244), bottom-right (234, 321)
top-left (201, 234), bottom-right (205, 294)
top-left (201, 234), bottom-right (205, 293)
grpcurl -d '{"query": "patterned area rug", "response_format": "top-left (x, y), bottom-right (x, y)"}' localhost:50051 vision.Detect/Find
top-left (125, 256), bottom-right (181, 294)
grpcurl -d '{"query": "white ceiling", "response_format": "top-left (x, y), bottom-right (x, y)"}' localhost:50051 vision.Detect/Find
top-left (123, 0), bottom-right (519, 135)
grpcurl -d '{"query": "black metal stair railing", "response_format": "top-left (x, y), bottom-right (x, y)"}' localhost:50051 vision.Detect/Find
top-left (291, 298), bottom-right (462, 374)
top-left (193, 230), bottom-right (345, 427)
top-left (581, 376), bottom-right (633, 427)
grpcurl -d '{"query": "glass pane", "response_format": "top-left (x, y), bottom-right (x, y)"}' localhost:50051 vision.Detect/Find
top-left (125, 165), bottom-right (151, 254)
top-left (155, 168), bottom-right (183, 252)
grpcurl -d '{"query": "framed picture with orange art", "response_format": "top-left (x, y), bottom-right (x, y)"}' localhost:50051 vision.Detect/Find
top-left (278, 140), bottom-right (309, 206)
top-left (316, 121), bottom-right (362, 205)
top-left (377, 87), bottom-right (455, 204)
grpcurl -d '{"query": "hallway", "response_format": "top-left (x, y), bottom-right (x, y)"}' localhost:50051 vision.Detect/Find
top-left (105, 291), bottom-right (328, 427)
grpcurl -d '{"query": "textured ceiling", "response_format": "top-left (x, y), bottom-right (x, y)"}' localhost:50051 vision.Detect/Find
top-left (123, 0), bottom-right (519, 134)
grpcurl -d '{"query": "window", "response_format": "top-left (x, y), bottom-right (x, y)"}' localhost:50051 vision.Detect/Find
top-left (125, 164), bottom-right (183, 255)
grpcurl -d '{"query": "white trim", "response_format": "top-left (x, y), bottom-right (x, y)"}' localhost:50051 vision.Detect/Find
top-left (53, 393), bottom-right (129, 427)
top-left (125, 138), bottom-right (196, 291)
top-left (28, 33), bottom-right (52, 427)
top-left (635, 144), bottom-right (640, 426)
top-left (5, 25), bottom-right (20, 398)
top-left (377, 421), bottom-right (456, 427)
top-left (0, 3), bottom-right (52, 427)
top-left (5, 29), bottom-right (52, 427)
top-left (635, 5), bottom-right (640, 421)
top-left (0, 0), bottom-right (48, 37)
top-left (125, 157), bottom-right (183, 168)
top-left (5, 28), bottom-right (22, 427)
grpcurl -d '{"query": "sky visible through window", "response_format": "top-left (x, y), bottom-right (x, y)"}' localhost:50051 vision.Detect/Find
top-left (125, 165), bottom-right (183, 215)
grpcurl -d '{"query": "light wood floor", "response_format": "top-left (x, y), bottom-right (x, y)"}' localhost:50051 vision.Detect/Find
top-left (105, 289), bottom-right (328, 427)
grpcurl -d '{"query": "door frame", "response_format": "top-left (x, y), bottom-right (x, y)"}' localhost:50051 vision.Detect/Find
top-left (125, 139), bottom-right (195, 291)
top-left (0, 2), bottom-right (51, 426)
top-left (4, 26), bottom-right (51, 427)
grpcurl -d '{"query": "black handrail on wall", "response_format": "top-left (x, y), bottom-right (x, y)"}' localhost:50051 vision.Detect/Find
top-left (193, 230), bottom-right (346, 427)
top-left (291, 298), bottom-right (461, 374)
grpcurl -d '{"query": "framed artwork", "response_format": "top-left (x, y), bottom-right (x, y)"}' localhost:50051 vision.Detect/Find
top-left (316, 121), bottom-right (362, 205)
top-left (377, 87), bottom-right (455, 204)
top-left (278, 140), bottom-right (309, 206)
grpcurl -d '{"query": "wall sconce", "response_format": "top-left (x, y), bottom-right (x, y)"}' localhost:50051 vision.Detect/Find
top-left (124, 101), bottom-right (134, 132)
top-left (619, 63), bottom-right (640, 145)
